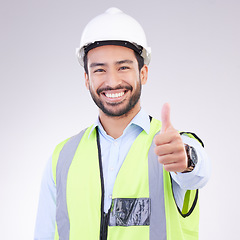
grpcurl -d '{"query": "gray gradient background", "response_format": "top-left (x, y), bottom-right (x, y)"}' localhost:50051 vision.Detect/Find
top-left (1, 0), bottom-right (239, 239)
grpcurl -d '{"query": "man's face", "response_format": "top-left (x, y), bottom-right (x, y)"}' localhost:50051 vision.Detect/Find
top-left (84, 45), bottom-right (148, 118)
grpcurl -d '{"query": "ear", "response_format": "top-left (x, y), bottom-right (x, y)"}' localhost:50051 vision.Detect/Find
top-left (140, 65), bottom-right (148, 85)
top-left (84, 72), bottom-right (90, 89)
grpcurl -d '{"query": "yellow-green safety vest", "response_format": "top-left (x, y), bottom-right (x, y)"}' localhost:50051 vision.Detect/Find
top-left (52, 118), bottom-right (200, 240)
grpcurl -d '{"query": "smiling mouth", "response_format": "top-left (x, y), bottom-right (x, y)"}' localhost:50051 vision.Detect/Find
top-left (97, 85), bottom-right (132, 103)
top-left (105, 91), bottom-right (126, 99)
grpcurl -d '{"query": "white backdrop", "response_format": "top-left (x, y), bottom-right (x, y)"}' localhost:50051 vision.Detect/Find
top-left (1, 0), bottom-right (239, 239)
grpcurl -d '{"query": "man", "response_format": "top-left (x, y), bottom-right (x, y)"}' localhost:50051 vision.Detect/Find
top-left (34, 7), bottom-right (210, 240)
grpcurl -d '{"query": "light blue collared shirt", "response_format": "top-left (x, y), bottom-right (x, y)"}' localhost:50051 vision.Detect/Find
top-left (34, 109), bottom-right (211, 240)
top-left (89, 109), bottom-right (151, 212)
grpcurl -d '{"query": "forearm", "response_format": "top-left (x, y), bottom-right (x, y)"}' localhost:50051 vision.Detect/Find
top-left (34, 156), bottom-right (56, 240)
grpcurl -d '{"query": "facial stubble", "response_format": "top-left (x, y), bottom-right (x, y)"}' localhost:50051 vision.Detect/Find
top-left (89, 79), bottom-right (142, 117)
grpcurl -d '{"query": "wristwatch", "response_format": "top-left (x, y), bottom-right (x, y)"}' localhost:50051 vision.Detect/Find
top-left (182, 144), bottom-right (198, 172)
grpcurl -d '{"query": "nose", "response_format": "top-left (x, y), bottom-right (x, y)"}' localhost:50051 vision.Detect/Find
top-left (105, 69), bottom-right (122, 88)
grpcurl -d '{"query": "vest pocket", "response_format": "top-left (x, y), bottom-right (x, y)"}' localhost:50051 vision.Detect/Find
top-left (109, 198), bottom-right (150, 226)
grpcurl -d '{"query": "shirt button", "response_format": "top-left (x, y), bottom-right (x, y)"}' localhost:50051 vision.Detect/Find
top-left (110, 167), bottom-right (114, 171)
top-left (114, 141), bottom-right (118, 146)
top-left (109, 195), bottom-right (112, 199)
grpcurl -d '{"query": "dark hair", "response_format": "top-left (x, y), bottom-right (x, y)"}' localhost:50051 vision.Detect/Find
top-left (84, 50), bottom-right (144, 75)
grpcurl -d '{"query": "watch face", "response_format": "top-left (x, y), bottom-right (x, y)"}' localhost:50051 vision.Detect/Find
top-left (190, 147), bottom-right (198, 165)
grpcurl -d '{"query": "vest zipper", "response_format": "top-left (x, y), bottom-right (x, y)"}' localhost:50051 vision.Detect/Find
top-left (96, 129), bottom-right (110, 240)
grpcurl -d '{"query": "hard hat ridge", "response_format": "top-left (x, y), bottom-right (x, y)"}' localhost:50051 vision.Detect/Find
top-left (76, 7), bottom-right (151, 66)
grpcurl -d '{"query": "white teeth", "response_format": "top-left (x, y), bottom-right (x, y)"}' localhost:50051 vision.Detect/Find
top-left (105, 92), bottom-right (124, 98)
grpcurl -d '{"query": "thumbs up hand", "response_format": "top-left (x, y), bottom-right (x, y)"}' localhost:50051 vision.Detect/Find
top-left (154, 103), bottom-right (188, 173)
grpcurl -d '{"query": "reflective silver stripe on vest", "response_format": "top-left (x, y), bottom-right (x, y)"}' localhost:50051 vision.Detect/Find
top-left (148, 132), bottom-right (167, 240)
top-left (56, 129), bottom-right (86, 240)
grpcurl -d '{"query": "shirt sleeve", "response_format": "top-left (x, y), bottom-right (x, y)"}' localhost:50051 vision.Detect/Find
top-left (171, 134), bottom-right (211, 210)
top-left (34, 156), bottom-right (56, 240)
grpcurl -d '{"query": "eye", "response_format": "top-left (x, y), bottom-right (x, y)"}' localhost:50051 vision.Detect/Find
top-left (119, 66), bottom-right (130, 71)
top-left (93, 68), bottom-right (105, 73)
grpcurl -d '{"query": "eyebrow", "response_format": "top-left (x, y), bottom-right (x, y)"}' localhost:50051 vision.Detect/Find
top-left (89, 62), bottom-right (106, 68)
top-left (89, 59), bottom-right (134, 68)
top-left (115, 60), bottom-right (134, 65)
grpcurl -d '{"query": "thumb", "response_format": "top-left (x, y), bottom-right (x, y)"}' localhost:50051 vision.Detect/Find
top-left (161, 103), bottom-right (172, 132)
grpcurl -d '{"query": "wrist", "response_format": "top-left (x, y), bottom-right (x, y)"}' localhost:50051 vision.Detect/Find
top-left (182, 144), bottom-right (198, 173)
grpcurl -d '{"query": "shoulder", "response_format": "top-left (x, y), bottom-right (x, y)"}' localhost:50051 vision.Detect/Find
top-left (52, 125), bottom-right (93, 183)
top-left (53, 125), bottom-right (94, 155)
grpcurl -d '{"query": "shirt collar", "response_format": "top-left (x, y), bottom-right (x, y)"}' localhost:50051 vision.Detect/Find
top-left (88, 108), bottom-right (151, 138)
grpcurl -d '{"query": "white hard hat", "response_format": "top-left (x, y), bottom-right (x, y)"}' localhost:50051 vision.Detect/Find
top-left (76, 7), bottom-right (151, 66)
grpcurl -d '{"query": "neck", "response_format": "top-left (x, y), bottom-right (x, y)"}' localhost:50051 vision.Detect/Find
top-left (99, 105), bottom-right (141, 139)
